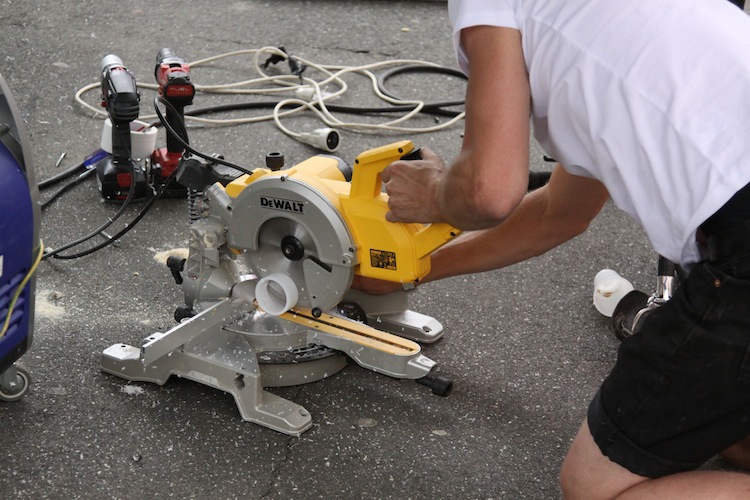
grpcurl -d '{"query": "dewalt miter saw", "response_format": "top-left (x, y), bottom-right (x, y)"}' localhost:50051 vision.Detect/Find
top-left (102, 140), bottom-right (459, 436)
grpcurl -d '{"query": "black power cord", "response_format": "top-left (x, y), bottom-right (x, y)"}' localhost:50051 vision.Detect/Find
top-left (42, 156), bottom-right (142, 260)
top-left (39, 149), bottom-right (109, 209)
top-left (153, 96), bottom-right (255, 176)
top-left (39, 161), bottom-right (86, 189)
top-left (179, 100), bottom-right (440, 121)
top-left (48, 171), bottom-right (177, 260)
top-left (40, 167), bottom-right (95, 210)
top-left (376, 65), bottom-right (467, 118)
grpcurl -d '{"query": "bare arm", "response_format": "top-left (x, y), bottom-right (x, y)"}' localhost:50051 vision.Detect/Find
top-left (353, 166), bottom-right (608, 294)
top-left (382, 25), bottom-right (531, 229)
top-left (423, 165), bottom-right (609, 284)
top-left (355, 25), bottom-right (608, 294)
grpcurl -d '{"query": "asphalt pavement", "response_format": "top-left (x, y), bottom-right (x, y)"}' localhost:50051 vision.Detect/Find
top-left (1, 1), bottom-right (747, 499)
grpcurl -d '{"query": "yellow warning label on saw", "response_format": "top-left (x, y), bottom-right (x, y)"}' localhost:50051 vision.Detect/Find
top-left (370, 249), bottom-right (397, 270)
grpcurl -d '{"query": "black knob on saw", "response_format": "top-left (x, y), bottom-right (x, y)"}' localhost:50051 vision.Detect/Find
top-left (416, 375), bottom-right (453, 397)
top-left (174, 305), bottom-right (195, 323)
top-left (266, 152), bottom-right (285, 171)
top-left (166, 256), bottom-right (186, 285)
top-left (281, 235), bottom-right (304, 261)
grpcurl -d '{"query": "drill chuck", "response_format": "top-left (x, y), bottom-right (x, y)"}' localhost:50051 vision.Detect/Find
top-left (154, 48), bottom-right (194, 105)
top-left (100, 54), bottom-right (124, 73)
top-left (154, 48), bottom-right (184, 76)
top-left (100, 54), bottom-right (139, 125)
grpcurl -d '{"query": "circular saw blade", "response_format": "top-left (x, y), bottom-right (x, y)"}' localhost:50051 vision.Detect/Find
top-left (248, 217), bottom-right (351, 311)
top-left (230, 175), bottom-right (357, 312)
top-left (255, 217), bottom-right (314, 277)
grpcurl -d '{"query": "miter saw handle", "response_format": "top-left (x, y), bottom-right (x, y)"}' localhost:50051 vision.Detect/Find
top-left (399, 148), bottom-right (423, 162)
top-left (350, 139), bottom-right (413, 199)
top-left (342, 140), bottom-right (462, 282)
top-left (353, 140), bottom-right (461, 258)
top-left (393, 146), bottom-right (463, 258)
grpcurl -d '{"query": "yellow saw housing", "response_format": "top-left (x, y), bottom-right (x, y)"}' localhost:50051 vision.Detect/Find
top-left (224, 140), bottom-right (460, 284)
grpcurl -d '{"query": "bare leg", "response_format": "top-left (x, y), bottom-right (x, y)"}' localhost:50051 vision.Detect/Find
top-left (560, 419), bottom-right (647, 499)
top-left (721, 436), bottom-right (750, 470)
top-left (560, 419), bottom-right (750, 499)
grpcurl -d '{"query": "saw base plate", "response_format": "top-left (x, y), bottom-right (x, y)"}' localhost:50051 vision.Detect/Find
top-left (101, 298), bottom-right (436, 436)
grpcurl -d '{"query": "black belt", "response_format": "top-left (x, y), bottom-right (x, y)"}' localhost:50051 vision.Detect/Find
top-left (706, 220), bottom-right (750, 263)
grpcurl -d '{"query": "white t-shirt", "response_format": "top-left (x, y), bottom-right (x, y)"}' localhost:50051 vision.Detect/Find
top-left (449, 0), bottom-right (750, 266)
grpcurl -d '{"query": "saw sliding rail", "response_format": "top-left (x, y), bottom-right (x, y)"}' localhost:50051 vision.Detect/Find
top-left (101, 298), bottom-right (442, 436)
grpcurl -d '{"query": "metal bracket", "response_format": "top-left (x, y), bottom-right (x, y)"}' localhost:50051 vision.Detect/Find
top-left (102, 298), bottom-right (320, 435)
top-left (101, 298), bottom-right (439, 436)
top-left (343, 289), bottom-right (444, 343)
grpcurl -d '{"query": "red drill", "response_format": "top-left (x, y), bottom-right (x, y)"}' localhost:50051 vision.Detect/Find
top-left (152, 48), bottom-right (195, 183)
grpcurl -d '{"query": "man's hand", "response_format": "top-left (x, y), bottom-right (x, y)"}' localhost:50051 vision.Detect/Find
top-left (381, 147), bottom-right (447, 224)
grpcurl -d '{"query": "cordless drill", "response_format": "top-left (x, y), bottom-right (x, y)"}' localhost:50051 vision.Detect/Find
top-left (95, 55), bottom-right (149, 202)
top-left (152, 48), bottom-right (195, 196)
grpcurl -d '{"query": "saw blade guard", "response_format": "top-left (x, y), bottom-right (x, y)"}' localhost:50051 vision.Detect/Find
top-left (217, 142), bottom-right (461, 314)
top-left (227, 160), bottom-right (357, 314)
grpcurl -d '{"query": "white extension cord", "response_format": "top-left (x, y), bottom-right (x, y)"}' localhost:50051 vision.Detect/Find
top-left (74, 46), bottom-right (465, 152)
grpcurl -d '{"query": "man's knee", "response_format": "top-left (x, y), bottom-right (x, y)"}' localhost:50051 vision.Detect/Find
top-left (560, 420), bottom-right (645, 499)
top-left (559, 449), bottom-right (581, 498)
top-left (559, 440), bottom-right (600, 499)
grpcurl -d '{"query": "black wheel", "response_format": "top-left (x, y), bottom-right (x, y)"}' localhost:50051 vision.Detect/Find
top-left (0, 364), bottom-right (31, 402)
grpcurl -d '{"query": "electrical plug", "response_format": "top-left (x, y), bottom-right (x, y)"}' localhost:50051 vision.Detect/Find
top-left (297, 128), bottom-right (340, 153)
top-left (294, 86), bottom-right (335, 102)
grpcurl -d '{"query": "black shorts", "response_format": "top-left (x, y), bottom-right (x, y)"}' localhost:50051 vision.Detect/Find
top-left (588, 260), bottom-right (750, 478)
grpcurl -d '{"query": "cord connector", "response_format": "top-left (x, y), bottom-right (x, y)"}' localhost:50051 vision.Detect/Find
top-left (294, 86), bottom-right (334, 102)
top-left (297, 128), bottom-right (340, 153)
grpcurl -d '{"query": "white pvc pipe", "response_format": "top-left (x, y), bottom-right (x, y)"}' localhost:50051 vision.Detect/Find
top-left (255, 273), bottom-right (299, 316)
